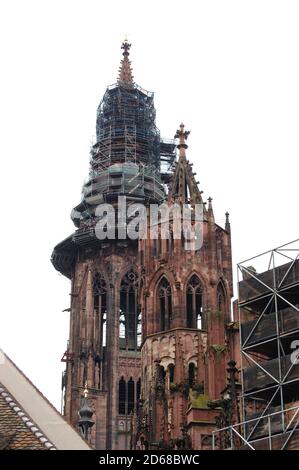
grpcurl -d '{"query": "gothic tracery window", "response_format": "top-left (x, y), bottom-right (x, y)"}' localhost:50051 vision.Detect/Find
top-left (157, 277), bottom-right (172, 331)
top-left (118, 377), bottom-right (140, 416)
top-left (186, 274), bottom-right (204, 329)
top-left (119, 270), bottom-right (140, 350)
top-left (93, 272), bottom-right (107, 347)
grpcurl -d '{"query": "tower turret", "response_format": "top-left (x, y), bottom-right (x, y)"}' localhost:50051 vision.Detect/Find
top-left (137, 124), bottom-right (235, 450)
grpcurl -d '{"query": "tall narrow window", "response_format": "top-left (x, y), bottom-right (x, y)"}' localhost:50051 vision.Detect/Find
top-left (157, 365), bottom-right (166, 388)
top-left (137, 310), bottom-right (142, 347)
top-left (127, 378), bottom-right (135, 414)
top-left (93, 273), bottom-right (107, 347)
top-left (168, 364), bottom-right (175, 383)
top-left (120, 271), bottom-right (139, 350)
top-left (118, 377), bottom-right (126, 414)
top-left (188, 363), bottom-right (195, 388)
top-left (158, 277), bottom-right (172, 331)
top-left (186, 274), bottom-right (203, 329)
top-left (119, 310), bottom-right (126, 345)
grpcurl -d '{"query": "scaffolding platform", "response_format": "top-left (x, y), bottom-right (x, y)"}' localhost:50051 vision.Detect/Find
top-left (213, 239), bottom-right (299, 450)
top-left (212, 405), bottom-right (299, 450)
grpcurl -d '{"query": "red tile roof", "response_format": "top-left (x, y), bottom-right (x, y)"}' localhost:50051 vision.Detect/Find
top-left (0, 386), bottom-right (55, 450)
top-left (0, 350), bottom-right (91, 450)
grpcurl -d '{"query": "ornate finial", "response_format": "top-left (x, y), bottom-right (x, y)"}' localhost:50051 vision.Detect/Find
top-left (121, 38), bottom-right (131, 57)
top-left (174, 123), bottom-right (190, 158)
top-left (78, 383), bottom-right (94, 439)
top-left (208, 197), bottom-right (213, 210)
top-left (117, 39), bottom-right (134, 86)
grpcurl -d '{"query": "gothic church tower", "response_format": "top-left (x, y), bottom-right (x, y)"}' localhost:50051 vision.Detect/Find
top-left (52, 41), bottom-right (236, 450)
top-left (52, 40), bottom-right (176, 449)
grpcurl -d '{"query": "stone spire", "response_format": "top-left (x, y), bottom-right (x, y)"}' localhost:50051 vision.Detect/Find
top-left (168, 124), bottom-right (205, 208)
top-left (117, 38), bottom-right (134, 87)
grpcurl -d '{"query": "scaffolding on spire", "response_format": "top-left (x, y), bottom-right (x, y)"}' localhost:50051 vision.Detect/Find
top-left (52, 41), bottom-right (177, 270)
top-left (69, 41), bottom-right (176, 228)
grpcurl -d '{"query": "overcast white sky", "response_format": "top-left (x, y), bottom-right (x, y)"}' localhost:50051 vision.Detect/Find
top-left (0, 0), bottom-right (298, 411)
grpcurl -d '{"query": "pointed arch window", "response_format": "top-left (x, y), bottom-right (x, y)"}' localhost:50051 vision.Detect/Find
top-left (158, 277), bottom-right (172, 331)
top-left (120, 270), bottom-right (140, 350)
top-left (93, 272), bottom-right (107, 347)
top-left (186, 274), bottom-right (204, 329)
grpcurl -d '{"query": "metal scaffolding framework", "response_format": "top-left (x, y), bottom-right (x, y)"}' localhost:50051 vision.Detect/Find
top-left (213, 239), bottom-right (299, 450)
top-left (93, 83), bottom-right (175, 173)
top-left (212, 405), bottom-right (299, 450)
top-left (70, 83), bottom-right (176, 228)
